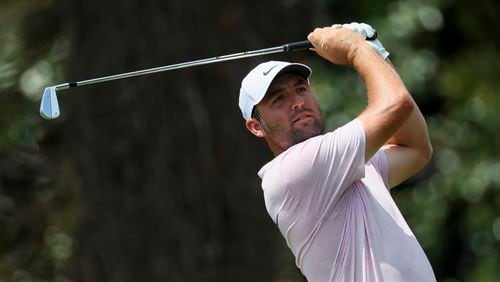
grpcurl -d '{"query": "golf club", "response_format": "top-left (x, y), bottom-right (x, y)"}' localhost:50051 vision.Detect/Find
top-left (40, 33), bottom-right (377, 120)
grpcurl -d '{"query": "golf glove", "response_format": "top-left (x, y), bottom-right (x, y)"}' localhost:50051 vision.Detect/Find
top-left (332, 22), bottom-right (390, 59)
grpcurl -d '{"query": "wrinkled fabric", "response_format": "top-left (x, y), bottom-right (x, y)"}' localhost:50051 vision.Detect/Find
top-left (258, 119), bottom-right (435, 282)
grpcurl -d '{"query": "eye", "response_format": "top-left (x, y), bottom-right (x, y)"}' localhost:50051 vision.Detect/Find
top-left (297, 86), bottom-right (308, 94)
top-left (272, 94), bottom-right (284, 104)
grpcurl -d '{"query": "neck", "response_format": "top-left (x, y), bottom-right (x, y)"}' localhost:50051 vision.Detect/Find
top-left (266, 140), bottom-right (286, 156)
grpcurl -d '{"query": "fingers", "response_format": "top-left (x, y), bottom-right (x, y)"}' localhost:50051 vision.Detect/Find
top-left (307, 27), bottom-right (342, 63)
top-left (307, 23), bottom-right (387, 65)
top-left (341, 22), bottom-right (376, 39)
top-left (306, 26), bottom-right (368, 66)
top-left (307, 27), bottom-right (332, 51)
top-left (359, 23), bottom-right (376, 39)
top-left (307, 26), bottom-right (355, 51)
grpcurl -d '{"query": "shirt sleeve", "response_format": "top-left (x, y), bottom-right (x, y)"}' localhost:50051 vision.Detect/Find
top-left (368, 150), bottom-right (390, 188)
top-left (270, 119), bottom-right (367, 215)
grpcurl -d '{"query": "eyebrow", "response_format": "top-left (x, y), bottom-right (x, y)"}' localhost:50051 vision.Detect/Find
top-left (265, 76), bottom-right (308, 101)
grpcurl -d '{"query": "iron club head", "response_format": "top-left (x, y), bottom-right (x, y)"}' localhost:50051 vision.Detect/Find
top-left (40, 86), bottom-right (60, 119)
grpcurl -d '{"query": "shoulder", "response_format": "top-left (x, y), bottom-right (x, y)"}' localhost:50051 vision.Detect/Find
top-left (366, 150), bottom-right (390, 187)
top-left (258, 119), bottom-right (366, 186)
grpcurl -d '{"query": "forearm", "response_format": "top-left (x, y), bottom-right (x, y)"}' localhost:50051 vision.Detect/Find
top-left (307, 26), bottom-right (416, 160)
top-left (353, 47), bottom-right (411, 109)
top-left (385, 100), bottom-right (433, 160)
top-left (383, 60), bottom-right (432, 159)
top-left (307, 24), bottom-right (432, 186)
top-left (353, 45), bottom-right (415, 159)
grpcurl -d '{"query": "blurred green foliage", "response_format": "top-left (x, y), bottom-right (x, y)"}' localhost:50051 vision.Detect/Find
top-left (1, 0), bottom-right (499, 281)
top-left (312, 0), bottom-right (500, 280)
top-left (0, 2), bottom-right (76, 282)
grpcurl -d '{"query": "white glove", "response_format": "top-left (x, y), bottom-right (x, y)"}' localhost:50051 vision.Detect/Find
top-left (332, 22), bottom-right (390, 59)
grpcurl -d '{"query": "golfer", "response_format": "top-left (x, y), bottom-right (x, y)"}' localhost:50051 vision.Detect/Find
top-left (239, 23), bottom-right (436, 281)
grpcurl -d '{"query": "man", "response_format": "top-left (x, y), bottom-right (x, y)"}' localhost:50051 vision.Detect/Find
top-left (239, 23), bottom-right (435, 281)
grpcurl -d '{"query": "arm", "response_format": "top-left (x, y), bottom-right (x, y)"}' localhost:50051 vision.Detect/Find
top-left (353, 47), bottom-right (415, 162)
top-left (307, 27), bottom-right (432, 186)
top-left (308, 27), bottom-right (414, 161)
top-left (362, 59), bottom-right (433, 188)
top-left (382, 95), bottom-right (433, 188)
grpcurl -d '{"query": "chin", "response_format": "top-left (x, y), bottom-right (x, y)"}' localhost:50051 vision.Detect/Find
top-left (290, 125), bottom-right (325, 145)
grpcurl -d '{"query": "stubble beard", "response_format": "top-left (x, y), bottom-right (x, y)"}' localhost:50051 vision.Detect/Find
top-left (261, 114), bottom-right (326, 150)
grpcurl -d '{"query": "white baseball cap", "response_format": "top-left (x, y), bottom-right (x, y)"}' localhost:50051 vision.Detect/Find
top-left (239, 60), bottom-right (312, 120)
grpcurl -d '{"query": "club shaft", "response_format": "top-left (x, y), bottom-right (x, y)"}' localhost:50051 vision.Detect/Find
top-left (53, 41), bottom-right (312, 91)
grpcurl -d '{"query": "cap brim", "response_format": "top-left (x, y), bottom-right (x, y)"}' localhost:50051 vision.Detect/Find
top-left (275, 64), bottom-right (311, 80)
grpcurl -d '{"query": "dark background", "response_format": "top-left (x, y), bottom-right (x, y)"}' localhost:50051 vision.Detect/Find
top-left (1, 0), bottom-right (499, 281)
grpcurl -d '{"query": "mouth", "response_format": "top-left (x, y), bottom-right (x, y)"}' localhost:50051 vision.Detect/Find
top-left (292, 112), bottom-right (313, 125)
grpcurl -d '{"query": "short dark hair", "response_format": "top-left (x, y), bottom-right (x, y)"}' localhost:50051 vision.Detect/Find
top-left (251, 107), bottom-right (261, 121)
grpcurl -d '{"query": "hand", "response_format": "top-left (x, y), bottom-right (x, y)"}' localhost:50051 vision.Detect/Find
top-left (332, 22), bottom-right (390, 59)
top-left (307, 26), bottom-right (371, 66)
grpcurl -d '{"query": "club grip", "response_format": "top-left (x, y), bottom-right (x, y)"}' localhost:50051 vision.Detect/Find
top-left (284, 40), bottom-right (313, 52)
top-left (284, 31), bottom-right (377, 52)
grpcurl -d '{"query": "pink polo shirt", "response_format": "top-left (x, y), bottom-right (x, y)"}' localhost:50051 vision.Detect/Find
top-left (258, 119), bottom-right (435, 282)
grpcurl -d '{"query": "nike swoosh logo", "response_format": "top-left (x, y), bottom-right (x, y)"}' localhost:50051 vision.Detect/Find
top-left (263, 65), bottom-right (278, 76)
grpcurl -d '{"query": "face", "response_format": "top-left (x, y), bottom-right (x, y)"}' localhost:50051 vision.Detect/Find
top-left (246, 72), bottom-right (325, 155)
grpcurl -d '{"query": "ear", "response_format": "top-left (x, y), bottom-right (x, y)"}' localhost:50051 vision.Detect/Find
top-left (245, 118), bottom-right (266, 138)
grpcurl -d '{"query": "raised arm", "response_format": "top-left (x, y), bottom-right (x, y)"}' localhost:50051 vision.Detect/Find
top-left (381, 73), bottom-right (433, 188)
top-left (308, 27), bottom-right (414, 160)
top-left (307, 27), bottom-right (432, 185)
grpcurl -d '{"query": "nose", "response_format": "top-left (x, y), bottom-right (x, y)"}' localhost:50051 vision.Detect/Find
top-left (291, 94), bottom-right (305, 111)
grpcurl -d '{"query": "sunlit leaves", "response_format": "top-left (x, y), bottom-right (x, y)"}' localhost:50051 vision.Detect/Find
top-left (19, 60), bottom-right (54, 101)
top-left (314, 0), bottom-right (500, 279)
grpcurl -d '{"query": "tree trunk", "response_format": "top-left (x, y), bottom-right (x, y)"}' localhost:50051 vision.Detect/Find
top-left (50, 0), bottom-right (313, 281)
